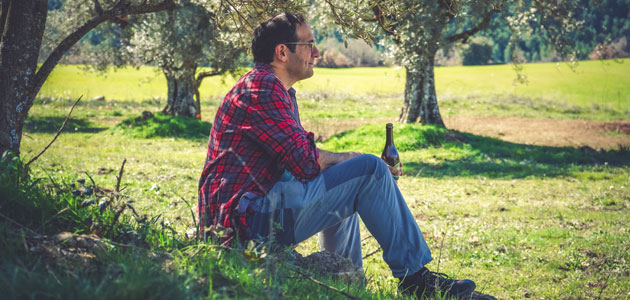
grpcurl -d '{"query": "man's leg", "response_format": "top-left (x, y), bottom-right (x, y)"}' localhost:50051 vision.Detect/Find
top-left (318, 213), bottom-right (363, 269)
top-left (249, 154), bottom-right (475, 299)
top-left (249, 154), bottom-right (431, 277)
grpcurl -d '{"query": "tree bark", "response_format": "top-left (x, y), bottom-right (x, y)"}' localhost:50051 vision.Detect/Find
top-left (0, 0), bottom-right (175, 156)
top-left (162, 65), bottom-right (199, 118)
top-left (399, 50), bottom-right (444, 127)
top-left (0, 0), bottom-right (48, 156)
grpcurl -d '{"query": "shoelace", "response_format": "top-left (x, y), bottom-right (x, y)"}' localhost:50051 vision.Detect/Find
top-left (427, 271), bottom-right (452, 281)
top-left (425, 271), bottom-right (456, 288)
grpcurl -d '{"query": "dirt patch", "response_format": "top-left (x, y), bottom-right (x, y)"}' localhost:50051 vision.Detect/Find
top-left (26, 231), bottom-right (107, 271)
top-left (305, 115), bottom-right (630, 149)
top-left (444, 116), bottom-right (630, 149)
top-left (294, 250), bottom-right (365, 285)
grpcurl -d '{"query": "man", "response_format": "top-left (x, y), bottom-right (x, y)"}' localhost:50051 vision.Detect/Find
top-left (199, 12), bottom-right (481, 300)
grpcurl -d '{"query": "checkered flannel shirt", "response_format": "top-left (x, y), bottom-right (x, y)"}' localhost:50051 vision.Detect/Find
top-left (198, 63), bottom-right (320, 243)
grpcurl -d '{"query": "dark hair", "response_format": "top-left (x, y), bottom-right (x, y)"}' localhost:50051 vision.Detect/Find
top-left (252, 13), bottom-right (306, 64)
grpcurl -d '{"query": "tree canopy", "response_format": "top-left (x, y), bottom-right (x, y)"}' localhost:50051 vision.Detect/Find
top-left (315, 0), bottom-right (625, 125)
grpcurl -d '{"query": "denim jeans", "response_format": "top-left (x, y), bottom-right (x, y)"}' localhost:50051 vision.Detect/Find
top-left (246, 154), bottom-right (433, 277)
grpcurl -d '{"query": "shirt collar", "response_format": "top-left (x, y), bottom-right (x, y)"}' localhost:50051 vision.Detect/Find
top-left (254, 62), bottom-right (274, 73)
top-left (254, 63), bottom-right (296, 97)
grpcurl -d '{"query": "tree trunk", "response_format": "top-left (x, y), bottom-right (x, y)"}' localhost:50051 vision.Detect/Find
top-left (0, 0), bottom-right (176, 157)
top-left (399, 50), bottom-right (445, 127)
top-left (0, 0), bottom-right (48, 156)
top-left (162, 65), bottom-right (199, 118)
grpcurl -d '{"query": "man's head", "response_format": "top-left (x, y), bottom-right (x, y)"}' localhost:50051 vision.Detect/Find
top-left (252, 13), bottom-right (320, 86)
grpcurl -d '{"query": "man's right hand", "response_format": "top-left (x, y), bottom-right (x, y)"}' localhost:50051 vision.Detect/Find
top-left (387, 164), bottom-right (403, 177)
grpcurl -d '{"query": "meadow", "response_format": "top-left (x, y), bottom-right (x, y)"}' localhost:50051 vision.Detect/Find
top-left (41, 59), bottom-right (630, 112)
top-left (2, 59), bottom-right (629, 299)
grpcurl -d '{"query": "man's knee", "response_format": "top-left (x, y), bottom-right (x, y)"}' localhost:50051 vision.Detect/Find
top-left (323, 154), bottom-right (387, 190)
top-left (355, 154), bottom-right (388, 178)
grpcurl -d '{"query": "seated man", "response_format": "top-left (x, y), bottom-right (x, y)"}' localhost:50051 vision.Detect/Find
top-left (198, 12), bottom-right (478, 299)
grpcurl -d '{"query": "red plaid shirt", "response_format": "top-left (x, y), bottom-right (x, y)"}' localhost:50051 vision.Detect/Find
top-left (198, 63), bottom-right (320, 243)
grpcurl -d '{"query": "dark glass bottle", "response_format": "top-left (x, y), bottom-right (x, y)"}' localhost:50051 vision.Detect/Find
top-left (381, 123), bottom-right (401, 180)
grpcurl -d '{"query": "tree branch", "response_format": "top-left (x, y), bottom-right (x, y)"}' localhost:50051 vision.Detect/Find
top-left (362, 247), bottom-right (381, 260)
top-left (440, 0), bottom-right (457, 19)
top-left (115, 158), bottom-right (127, 193)
top-left (0, 0), bottom-right (11, 42)
top-left (196, 70), bottom-right (221, 82)
top-left (25, 96), bottom-right (82, 169)
top-left (224, 0), bottom-right (253, 32)
top-left (33, 0), bottom-right (176, 99)
top-left (92, 0), bottom-right (103, 14)
top-left (444, 4), bottom-right (502, 44)
top-left (292, 267), bottom-right (360, 300)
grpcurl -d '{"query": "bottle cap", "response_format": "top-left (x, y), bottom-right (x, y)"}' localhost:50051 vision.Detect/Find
top-left (386, 123), bottom-right (393, 128)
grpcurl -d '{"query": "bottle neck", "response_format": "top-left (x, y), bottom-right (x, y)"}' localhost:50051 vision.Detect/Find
top-left (386, 127), bottom-right (393, 145)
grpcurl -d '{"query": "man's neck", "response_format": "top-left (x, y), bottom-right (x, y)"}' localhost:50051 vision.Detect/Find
top-left (269, 62), bottom-right (295, 90)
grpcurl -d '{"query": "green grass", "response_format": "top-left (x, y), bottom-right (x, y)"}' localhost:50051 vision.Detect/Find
top-left (5, 59), bottom-right (630, 299)
top-left (317, 125), bottom-right (630, 298)
top-left (15, 99), bottom-right (630, 299)
top-left (434, 60), bottom-right (630, 111)
top-left (41, 59), bottom-right (630, 114)
top-left (115, 112), bottom-right (212, 139)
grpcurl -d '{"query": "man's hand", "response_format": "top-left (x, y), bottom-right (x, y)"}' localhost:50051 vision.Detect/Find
top-left (317, 149), bottom-right (363, 172)
top-left (387, 164), bottom-right (403, 177)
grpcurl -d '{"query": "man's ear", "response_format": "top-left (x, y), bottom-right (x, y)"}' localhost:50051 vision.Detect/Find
top-left (274, 44), bottom-right (289, 63)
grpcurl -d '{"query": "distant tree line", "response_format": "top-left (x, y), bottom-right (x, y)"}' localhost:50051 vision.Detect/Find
top-left (467, 0), bottom-right (630, 65)
top-left (312, 0), bottom-right (630, 67)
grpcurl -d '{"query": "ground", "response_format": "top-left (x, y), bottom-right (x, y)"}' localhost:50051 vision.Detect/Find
top-left (444, 116), bottom-right (630, 149)
top-left (305, 116), bottom-right (630, 149)
top-left (16, 60), bottom-right (629, 299)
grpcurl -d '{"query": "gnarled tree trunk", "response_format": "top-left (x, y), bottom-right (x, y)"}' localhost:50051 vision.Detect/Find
top-left (162, 65), bottom-right (199, 118)
top-left (0, 0), bottom-right (48, 156)
top-left (399, 49), bottom-right (444, 126)
top-left (0, 0), bottom-right (176, 156)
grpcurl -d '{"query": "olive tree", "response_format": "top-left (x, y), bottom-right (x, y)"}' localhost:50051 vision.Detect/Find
top-left (318, 0), bottom-right (588, 126)
top-left (77, 0), bottom-right (309, 117)
top-left (0, 0), bottom-right (176, 156)
top-left (126, 0), bottom-right (246, 117)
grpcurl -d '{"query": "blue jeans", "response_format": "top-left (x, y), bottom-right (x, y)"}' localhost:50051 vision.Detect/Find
top-left (246, 154), bottom-right (433, 277)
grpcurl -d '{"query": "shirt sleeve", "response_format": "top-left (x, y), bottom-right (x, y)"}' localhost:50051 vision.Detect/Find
top-left (244, 82), bottom-right (320, 180)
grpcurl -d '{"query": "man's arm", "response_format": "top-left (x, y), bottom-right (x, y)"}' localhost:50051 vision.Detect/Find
top-left (317, 149), bottom-right (362, 172)
top-left (245, 80), bottom-right (321, 180)
top-left (318, 148), bottom-right (403, 177)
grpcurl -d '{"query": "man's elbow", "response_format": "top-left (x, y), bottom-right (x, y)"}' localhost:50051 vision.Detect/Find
top-left (298, 162), bottom-right (321, 180)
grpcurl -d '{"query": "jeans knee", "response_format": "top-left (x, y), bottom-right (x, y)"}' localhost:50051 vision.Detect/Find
top-left (323, 154), bottom-right (388, 191)
top-left (355, 154), bottom-right (388, 178)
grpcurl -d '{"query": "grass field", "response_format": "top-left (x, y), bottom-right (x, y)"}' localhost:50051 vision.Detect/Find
top-left (4, 59), bottom-right (630, 299)
top-left (41, 59), bottom-right (630, 112)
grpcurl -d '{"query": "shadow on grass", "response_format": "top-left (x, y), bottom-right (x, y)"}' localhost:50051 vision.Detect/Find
top-left (114, 112), bottom-right (212, 140)
top-left (24, 116), bottom-right (106, 133)
top-left (405, 131), bottom-right (630, 179)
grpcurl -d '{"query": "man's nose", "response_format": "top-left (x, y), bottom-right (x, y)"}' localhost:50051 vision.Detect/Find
top-left (312, 45), bottom-right (320, 58)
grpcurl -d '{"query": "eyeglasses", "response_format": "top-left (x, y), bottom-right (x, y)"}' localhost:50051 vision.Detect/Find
top-left (283, 41), bottom-right (315, 52)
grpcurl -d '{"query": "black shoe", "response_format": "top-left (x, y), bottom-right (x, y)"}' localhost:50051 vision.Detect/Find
top-left (470, 291), bottom-right (497, 300)
top-left (398, 267), bottom-right (476, 300)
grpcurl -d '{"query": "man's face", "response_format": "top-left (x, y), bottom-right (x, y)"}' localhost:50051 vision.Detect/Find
top-left (286, 24), bottom-right (320, 82)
